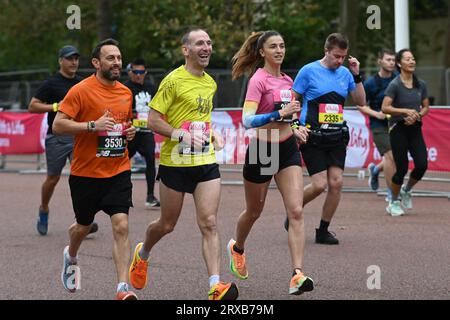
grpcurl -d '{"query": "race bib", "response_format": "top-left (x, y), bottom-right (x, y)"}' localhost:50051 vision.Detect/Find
top-left (178, 121), bottom-right (210, 155)
top-left (318, 103), bottom-right (344, 124)
top-left (273, 89), bottom-right (294, 121)
top-left (96, 123), bottom-right (127, 158)
top-left (132, 112), bottom-right (148, 129)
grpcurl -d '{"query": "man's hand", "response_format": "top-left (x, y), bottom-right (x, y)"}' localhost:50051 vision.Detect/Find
top-left (95, 110), bottom-right (115, 131)
top-left (348, 55), bottom-right (360, 75)
top-left (293, 126), bottom-right (310, 144)
top-left (212, 131), bottom-right (224, 151)
top-left (124, 122), bottom-right (136, 141)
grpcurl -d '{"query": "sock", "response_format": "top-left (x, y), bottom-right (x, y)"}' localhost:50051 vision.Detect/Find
top-left (139, 246), bottom-right (150, 261)
top-left (372, 165), bottom-right (380, 175)
top-left (387, 188), bottom-right (392, 198)
top-left (65, 250), bottom-right (77, 264)
top-left (319, 219), bottom-right (330, 232)
top-left (403, 185), bottom-right (412, 192)
top-left (117, 282), bottom-right (128, 292)
top-left (233, 244), bottom-right (244, 255)
top-left (292, 268), bottom-right (302, 277)
top-left (209, 275), bottom-right (220, 288)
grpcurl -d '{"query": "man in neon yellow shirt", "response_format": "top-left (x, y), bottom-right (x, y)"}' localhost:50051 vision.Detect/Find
top-left (128, 28), bottom-right (238, 300)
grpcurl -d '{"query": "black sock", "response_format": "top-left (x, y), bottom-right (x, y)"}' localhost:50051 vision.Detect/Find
top-left (319, 219), bottom-right (330, 232)
top-left (233, 244), bottom-right (244, 255)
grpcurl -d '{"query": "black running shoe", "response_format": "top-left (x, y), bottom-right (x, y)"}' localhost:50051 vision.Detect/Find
top-left (315, 228), bottom-right (339, 245)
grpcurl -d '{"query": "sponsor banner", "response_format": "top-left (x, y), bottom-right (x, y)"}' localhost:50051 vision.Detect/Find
top-left (0, 112), bottom-right (47, 155)
top-left (144, 108), bottom-right (450, 172)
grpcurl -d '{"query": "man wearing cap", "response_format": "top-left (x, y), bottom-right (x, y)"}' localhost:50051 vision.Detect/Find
top-left (28, 45), bottom-right (98, 235)
top-left (124, 58), bottom-right (160, 209)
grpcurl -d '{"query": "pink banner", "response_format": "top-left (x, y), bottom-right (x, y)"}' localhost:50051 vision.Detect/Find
top-left (154, 108), bottom-right (450, 172)
top-left (0, 112), bottom-right (47, 155)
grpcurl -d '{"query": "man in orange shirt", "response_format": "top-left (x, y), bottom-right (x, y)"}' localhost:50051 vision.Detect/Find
top-left (53, 38), bottom-right (137, 300)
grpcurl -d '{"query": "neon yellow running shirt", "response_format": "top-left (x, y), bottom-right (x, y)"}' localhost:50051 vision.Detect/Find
top-left (150, 65), bottom-right (217, 167)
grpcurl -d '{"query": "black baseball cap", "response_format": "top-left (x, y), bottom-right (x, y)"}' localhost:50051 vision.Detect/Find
top-left (59, 45), bottom-right (80, 58)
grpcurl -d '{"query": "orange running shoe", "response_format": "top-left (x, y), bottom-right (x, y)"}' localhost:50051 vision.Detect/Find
top-left (289, 270), bottom-right (314, 295)
top-left (129, 242), bottom-right (149, 290)
top-left (227, 239), bottom-right (248, 280)
top-left (208, 281), bottom-right (239, 300)
top-left (116, 290), bottom-right (138, 300)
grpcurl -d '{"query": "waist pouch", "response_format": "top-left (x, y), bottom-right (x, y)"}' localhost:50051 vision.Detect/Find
top-left (309, 125), bottom-right (349, 146)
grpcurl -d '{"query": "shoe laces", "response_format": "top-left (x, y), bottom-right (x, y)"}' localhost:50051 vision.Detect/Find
top-left (234, 252), bottom-right (245, 269)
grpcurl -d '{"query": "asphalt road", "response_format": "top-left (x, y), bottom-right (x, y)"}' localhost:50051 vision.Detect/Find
top-left (0, 170), bottom-right (449, 301)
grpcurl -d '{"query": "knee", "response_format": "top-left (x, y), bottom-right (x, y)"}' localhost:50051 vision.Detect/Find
top-left (112, 220), bottom-right (129, 238)
top-left (328, 177), bottom-right (343, 193)
top-left (287, 206), bottom-right (304, 221)
top-left (46, 175), bottom-right (60, 186)
top-left (198, 215), bottom-right (217, 235)
top-left (160, 221), bottom-right (176, 235)
top-left (244, 207), bottom-right (264, 221)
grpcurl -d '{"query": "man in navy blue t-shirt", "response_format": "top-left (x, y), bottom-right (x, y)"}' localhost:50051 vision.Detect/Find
top-left (357, 48), bottom-right (397, 201)
top-left (285, 33), bottom-right (366, 245)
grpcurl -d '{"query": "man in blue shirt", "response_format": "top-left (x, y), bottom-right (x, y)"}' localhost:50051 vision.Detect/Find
top-left (357, 49), bottom-right (397, 201)
top-left (285, 33), bottom-right (366, 245)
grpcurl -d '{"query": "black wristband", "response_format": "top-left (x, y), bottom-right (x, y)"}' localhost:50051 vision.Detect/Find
top-left (353, 74), bottom-right (362, 83)
top-left (291, 119), bottom-right (300, 129)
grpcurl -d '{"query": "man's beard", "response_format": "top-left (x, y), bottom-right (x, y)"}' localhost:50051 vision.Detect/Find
top-left (101, 68), bottom-right (120, 81)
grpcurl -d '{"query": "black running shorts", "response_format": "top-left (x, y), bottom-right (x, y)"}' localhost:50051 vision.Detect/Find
top-left (68, 170), bottom-right (133, 226)
top-left (243, 135), bottom-right (301, 184)
top-left (157, 163), bottom-right (220, 194)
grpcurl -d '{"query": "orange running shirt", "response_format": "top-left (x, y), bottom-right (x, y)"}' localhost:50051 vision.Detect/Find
top-left (59, 74), bottom-right (133, 178)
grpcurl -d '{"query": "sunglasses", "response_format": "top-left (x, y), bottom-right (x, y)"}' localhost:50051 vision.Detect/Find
top-left (131, 69), bottom-right (146, 75)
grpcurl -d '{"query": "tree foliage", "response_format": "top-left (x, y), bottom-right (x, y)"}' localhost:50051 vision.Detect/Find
top-left (0, 0), bottom-right (447, 73)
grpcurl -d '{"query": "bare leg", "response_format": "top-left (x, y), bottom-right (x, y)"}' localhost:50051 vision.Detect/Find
top-left (110, 213), bottom-right (131, 283)
top-left (193, 178), bottom-right (222, 276)
top-left (40, 175), bottom-right (60, 212)
top-left (142, 181), bottom-right (184, 253)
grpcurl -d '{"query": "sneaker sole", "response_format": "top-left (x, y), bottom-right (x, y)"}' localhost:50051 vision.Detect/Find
top-left (129, 243), bottom-right (147, 290)
top-left (145, 204), bottom-right (161, 210)
top-left (119, 293), bottom-right (138, 300)
top-left (289, 277), bottom-right (314, 295)
top-left (227, 240), bottom-right (248, 280)
top-left (386, 207), bottom-right (404, 217)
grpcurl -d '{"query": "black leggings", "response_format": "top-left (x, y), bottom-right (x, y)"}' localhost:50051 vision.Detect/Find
top-left (128, 131), bottom-right (156, 195)
top-left (390, 122), bottom-right (428, 186)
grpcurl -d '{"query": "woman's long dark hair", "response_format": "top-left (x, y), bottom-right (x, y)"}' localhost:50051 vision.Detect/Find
top-left (396, 48), bottom-right (420, 89)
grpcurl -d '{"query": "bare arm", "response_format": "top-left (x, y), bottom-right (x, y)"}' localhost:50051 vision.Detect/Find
top-left (350, 83), bottom-right (366, 107)
top-left (356, 105), bottom-right (386, 120)
top-left (419, 98), bottom-right (430, 118)
top-left (381, 96), bottom-right (419, 119)
top-left (28, 97), bottom-right (55, 114)
top-left (53, 110), bottom-right (115, 135)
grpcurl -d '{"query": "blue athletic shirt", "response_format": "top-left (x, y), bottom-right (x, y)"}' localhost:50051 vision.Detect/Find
top-left (292, 60), bottom-right (356, 129)
top-left (363, 73), bottom-right (396, 129)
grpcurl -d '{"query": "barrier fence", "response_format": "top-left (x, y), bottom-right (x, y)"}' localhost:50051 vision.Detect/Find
top-left (1, 107), bottom-right (449, 200)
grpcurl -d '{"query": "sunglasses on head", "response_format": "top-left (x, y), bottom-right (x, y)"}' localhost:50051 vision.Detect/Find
top-left (131, 69), bottom-right (146, 75)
